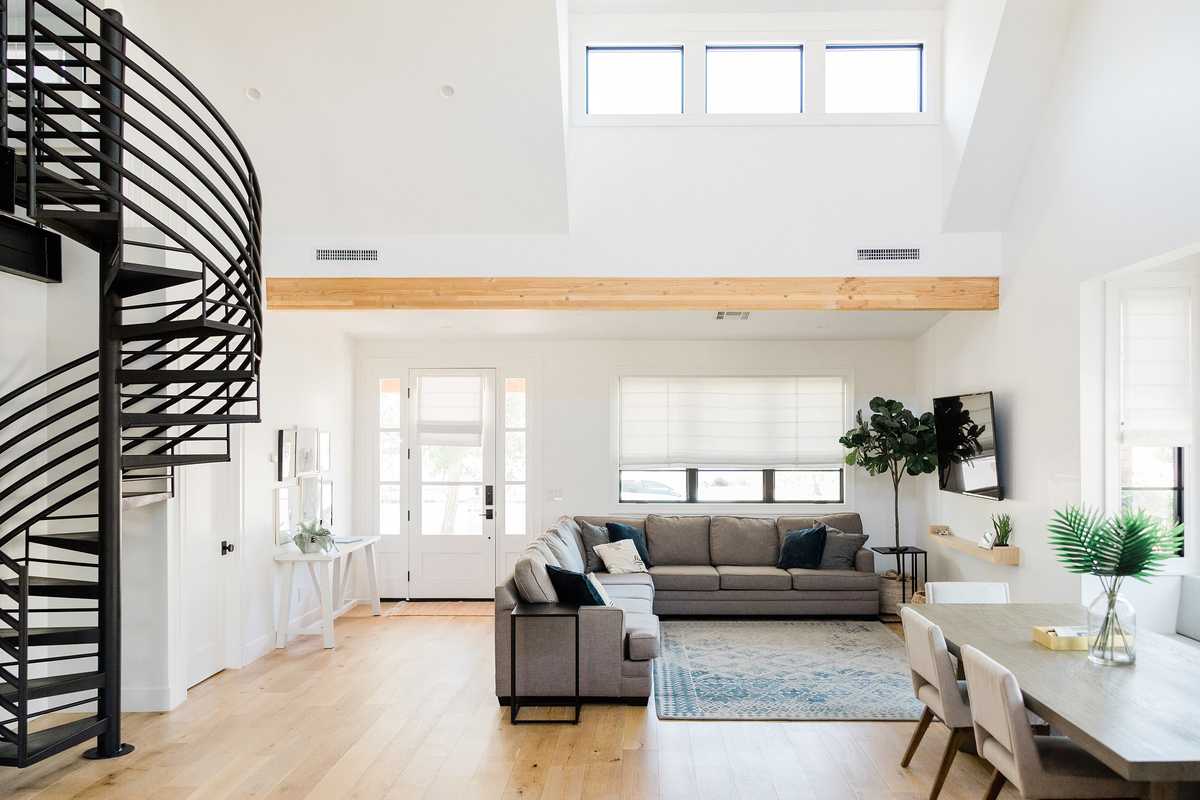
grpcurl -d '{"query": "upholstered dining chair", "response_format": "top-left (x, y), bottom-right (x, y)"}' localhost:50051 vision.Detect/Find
top-left (925, 581), bottom-right (1010, 604)
top-left (899, 607), bottom-right (975, 800)
top-left (961, 645), bottom-right (1147, 799)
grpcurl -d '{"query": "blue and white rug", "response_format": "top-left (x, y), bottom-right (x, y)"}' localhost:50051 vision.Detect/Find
top-left (653, 620), bottom-right (924, 721)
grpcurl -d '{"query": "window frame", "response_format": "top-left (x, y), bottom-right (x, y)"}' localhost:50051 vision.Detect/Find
top-left (1119, 445), bottom-right (1185, 556)
top-left (570, 17), bottom-right (939, 128)
top-left (824, 42), bottom-right (925, 114)
top-left (618, 466), bottom-right (845, 505)
top-left (704, 43), bottom-right (804, 115)
top-left (585, 44), bottom-right (685, 117)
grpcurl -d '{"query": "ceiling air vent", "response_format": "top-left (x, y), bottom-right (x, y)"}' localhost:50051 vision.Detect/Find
top-left (315, 247), bottom-right (379, 262)
top-left (714, 311), bottom-right (751, 321)
top-left (857, 247), bottom-right (920, 261)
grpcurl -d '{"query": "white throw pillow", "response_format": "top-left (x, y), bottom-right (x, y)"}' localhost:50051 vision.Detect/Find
top-left (586, 573), bottom-right (613, 606)
top-left (593, 539), bottom-right (647, 574)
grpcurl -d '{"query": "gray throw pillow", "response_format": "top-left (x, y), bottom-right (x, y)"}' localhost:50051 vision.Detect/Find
top-left (579, 521), bottom-right (611, 573)
top-left (819, 527), bottom-right (868, 570)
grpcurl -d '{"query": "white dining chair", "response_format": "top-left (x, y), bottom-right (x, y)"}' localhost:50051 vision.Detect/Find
top-left (961, 645), bottom-right (1147, 799)
top-left (925, 581), bottom-right (1010, 604)
top-left (899, 607), bottom-right (974, 800)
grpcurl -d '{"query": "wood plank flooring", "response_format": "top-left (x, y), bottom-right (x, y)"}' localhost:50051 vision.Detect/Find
top-left (0, 607), bottom-right (1018, 799)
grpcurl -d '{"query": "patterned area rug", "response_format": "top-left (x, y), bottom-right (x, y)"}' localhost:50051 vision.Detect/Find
top-left (653, 620), bottom-right (923, 721)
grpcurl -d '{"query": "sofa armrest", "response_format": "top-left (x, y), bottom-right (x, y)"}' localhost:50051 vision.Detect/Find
top-left (855, 548), bottom-right (875, 573)
top-left (495, 592), bottom-right (627, 699)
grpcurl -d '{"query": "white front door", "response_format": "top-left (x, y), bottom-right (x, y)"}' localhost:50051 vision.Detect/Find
top-left (180, 456), bottom-right (230, 687)
top-left (407, 369), bottom-right (497, 598)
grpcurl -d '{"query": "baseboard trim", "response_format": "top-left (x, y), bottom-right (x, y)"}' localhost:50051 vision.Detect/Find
top-left (242, 605), bottom-right (326, 666)
top-left (497, 696), bottom-right (648, 707)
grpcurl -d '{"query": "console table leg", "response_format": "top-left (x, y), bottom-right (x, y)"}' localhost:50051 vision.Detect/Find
top-left (275, 562), bottom-right (294, 648)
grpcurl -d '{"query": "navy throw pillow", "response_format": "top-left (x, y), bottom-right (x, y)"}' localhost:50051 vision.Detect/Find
top-left (778, 524), bottom-right (827, 570)
top-left (545, 565), bottom-right (606, 606)
top-left (606, 522), bottom-right (653, 567)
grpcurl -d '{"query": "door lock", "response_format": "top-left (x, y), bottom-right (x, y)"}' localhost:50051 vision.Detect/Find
top-left (221, 540), bottom-right (235, 556)
top-left (479, 509), bottom-right (494, 520)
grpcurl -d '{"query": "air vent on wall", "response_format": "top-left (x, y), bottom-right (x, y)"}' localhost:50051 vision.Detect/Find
top-left (314, 247), bottom-right (379, 262)
top-left (857, 247), bottom-right (920, 261)
top-left (714, 311), bottom-right (751, 320)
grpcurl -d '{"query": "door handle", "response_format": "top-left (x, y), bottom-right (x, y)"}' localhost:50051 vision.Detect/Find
top-left (479, 509), bottom-right (494, 520)
top-left (221, 540), bottom-right (235, 556)
top-left (485, 485), bottom-right (494, 506)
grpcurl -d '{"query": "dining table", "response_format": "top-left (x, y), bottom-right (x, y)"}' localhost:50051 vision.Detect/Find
top-left (906, 602), bottom-right (1200, 800)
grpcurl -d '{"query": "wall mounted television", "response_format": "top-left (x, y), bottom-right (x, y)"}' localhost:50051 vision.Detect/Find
top-left (933, 391), bottom-right (1004, 500)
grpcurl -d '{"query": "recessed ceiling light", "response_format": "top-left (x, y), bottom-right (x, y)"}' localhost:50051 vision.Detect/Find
top-left (440, 84), bottom-right (456, 98)
top-left (245, 87), bottom-right (262, 101)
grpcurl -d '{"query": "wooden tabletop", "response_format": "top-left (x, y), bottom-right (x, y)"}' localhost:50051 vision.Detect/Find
top-left (906, 602), bottom-right (1200, 783)
top-left (273, 534), bottom-right (381, 562)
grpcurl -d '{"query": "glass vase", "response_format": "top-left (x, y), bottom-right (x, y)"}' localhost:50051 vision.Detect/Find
top-left (1087, 581), bottom-right (1135, 666)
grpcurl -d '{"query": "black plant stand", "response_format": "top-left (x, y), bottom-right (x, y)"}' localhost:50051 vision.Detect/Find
top-left (510, 602), bottom-right (581, 725)
top-left (871, 546), bottom-right (928, 603)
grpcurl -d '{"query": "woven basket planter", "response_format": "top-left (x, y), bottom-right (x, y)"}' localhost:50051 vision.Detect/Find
top-left (880, 574), bottom-right (925, 616)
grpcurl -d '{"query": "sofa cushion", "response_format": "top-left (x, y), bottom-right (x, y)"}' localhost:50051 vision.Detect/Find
top-left (579, 521), bottom-right (611, 573)
top-left (546, 565), bottom-right (606, 606)
top-left (778, 525), bottom-right (827, 570)
top-left (575, 515), bottom-right (645, 533)
top-left (607, 522), bottom-right (653, 567)
top-left (610, 596), bottom-right (654, 615)
top-left (789, 568), bottom-right (880, 591)
top-left (595, 539), bottom-right (648, 574)
top-left (646, 515), bottom-right (711, 565)
top-left (594, 571), bottom-right (654, 587)
top-left (711, 516), bottom-right (779, 566)
top-left (513, 551), bottom-right (558, 603)
top-left (717, 565), bottom-right (792, 590)
top-left (650, 565), bottom-right (720, 591)
top-left (820, 529), bottom-right (869, 571)
top-left (625, 612), bottom-right (660, 661)
top-left (604, 583), bottom-right (654, 603)
top-left (776, 513), bottom-right (864, 543)
top-left (1178, 575), bottom-right (1200, 642)
top-left (544, 524), bottom-right (585, 573)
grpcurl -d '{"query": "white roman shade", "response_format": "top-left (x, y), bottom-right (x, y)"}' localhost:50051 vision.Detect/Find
top-left (416, 374), bottom-right (483, 446)
top-left (619, 376), bottom-right (846, 468)
top-left (1120, 287), bottom-right (1192, 445)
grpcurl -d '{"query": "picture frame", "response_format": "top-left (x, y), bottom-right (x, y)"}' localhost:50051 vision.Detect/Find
top-left (274, 484), bottom-right (299, 545)
top-left (277, 428), bottom-right (297, 482)
top-left (299, 475), bottom-right (321, 524)
top-left (320, 479), bottom-right (334, 526)
top-left (318, 430), bottom-right (331, 473)
top-left (296, 427), bottom-right (319, 475)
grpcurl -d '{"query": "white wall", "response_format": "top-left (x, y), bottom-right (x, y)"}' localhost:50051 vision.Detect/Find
top-left (915, 1), bottom-right (1200, 621)
top-left (354, 334), bottom-right (935, 593)
top-left (238, 313), bottom-right (356, 663)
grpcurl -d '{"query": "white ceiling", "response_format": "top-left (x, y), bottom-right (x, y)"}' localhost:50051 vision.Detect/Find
top-left (290, 309), bottom-right (948, 341)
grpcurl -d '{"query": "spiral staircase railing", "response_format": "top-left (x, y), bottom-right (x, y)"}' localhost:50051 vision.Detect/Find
top-left (0, 0), bottom-right (262, 766)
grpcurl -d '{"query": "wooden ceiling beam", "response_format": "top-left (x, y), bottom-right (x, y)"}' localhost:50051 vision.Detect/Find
top-left (265, 276), bottom-right (999, 311)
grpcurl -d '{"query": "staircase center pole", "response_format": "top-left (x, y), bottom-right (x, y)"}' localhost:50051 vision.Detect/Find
top-left (86, 8), bottom-right (133, 761)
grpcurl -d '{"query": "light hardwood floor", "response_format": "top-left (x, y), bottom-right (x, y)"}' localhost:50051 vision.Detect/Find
top-left (0, 607), bottom-right (1018, 799)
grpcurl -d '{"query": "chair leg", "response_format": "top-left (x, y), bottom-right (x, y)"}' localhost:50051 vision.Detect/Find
top-left (982, 768), bottom-right (1006, 800)
top-left (901, 706), bottom-right (935, 767)
top-left (928, 727), bottom-right (969, 800)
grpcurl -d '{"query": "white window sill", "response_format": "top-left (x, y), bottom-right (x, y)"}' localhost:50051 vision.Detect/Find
top-left (574, 111), bottom-right (936, 128)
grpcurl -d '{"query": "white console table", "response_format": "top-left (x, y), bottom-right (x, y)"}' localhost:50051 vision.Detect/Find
top-left (274, 535), bottom-right (382, 649)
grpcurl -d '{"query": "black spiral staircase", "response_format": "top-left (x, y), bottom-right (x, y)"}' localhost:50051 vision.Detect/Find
top-left (0, 0), bottom-right (262, 766)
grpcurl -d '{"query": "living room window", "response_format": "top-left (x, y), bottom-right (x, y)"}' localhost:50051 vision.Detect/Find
top-left (618, 376), bottom-right (846, 504)
top-left (825, 43), bottom-right (924, 113)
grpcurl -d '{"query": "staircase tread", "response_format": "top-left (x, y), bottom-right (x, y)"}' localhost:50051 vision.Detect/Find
top-left (122, 412), bottom-right (258, 425)
top-left (122, 453), bottom-right (230, 468)
top-left (0, 626), bottom-right (96, 639)
top-left (0, 715), bottom-right (106, 767)
top-left (0, 672), bottom-right (103, 702)
top-left (27, 532), bottom-right (99, 543)
top-left (8, 577), bottom-right (96, 588)
top-left (117, 319), bottom-right (253, 342)
top-left (119, 369), bottom-right (255, 382)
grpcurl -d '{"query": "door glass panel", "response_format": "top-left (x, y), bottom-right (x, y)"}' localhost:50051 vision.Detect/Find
top-left (379, 432), bottom-right (404, 481)
top-left (379, 484), bottom-right (403, 535)
top-left (505, 378), bottom-right (527, 428)
top-left (505, 484), bottom-right (526, 536)
top-left (420, 445), bottom-right (483, 483)
top-left (380, 378), bottom-right (405, 427)
top-left (421, 485), bottom-right (483, 535)
top-left (505, 431), bottom-right (526, 482)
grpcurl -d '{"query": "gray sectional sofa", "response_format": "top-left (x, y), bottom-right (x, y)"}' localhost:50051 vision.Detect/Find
top-left (495, 512), bottom-right (878, 705)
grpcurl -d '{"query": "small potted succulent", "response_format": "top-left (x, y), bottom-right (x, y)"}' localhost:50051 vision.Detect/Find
top-left (293, 519), bottom-right (336, 554)
top-left (991, 513), bottom-right (1013, 547)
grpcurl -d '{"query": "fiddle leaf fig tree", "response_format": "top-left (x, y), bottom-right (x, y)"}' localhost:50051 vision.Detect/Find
top-left (839, 397), bottom-right (939, 572)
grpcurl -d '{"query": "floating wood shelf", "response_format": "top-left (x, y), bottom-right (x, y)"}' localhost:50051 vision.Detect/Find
top-left (928, 532), bottom-right (1021, 565)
